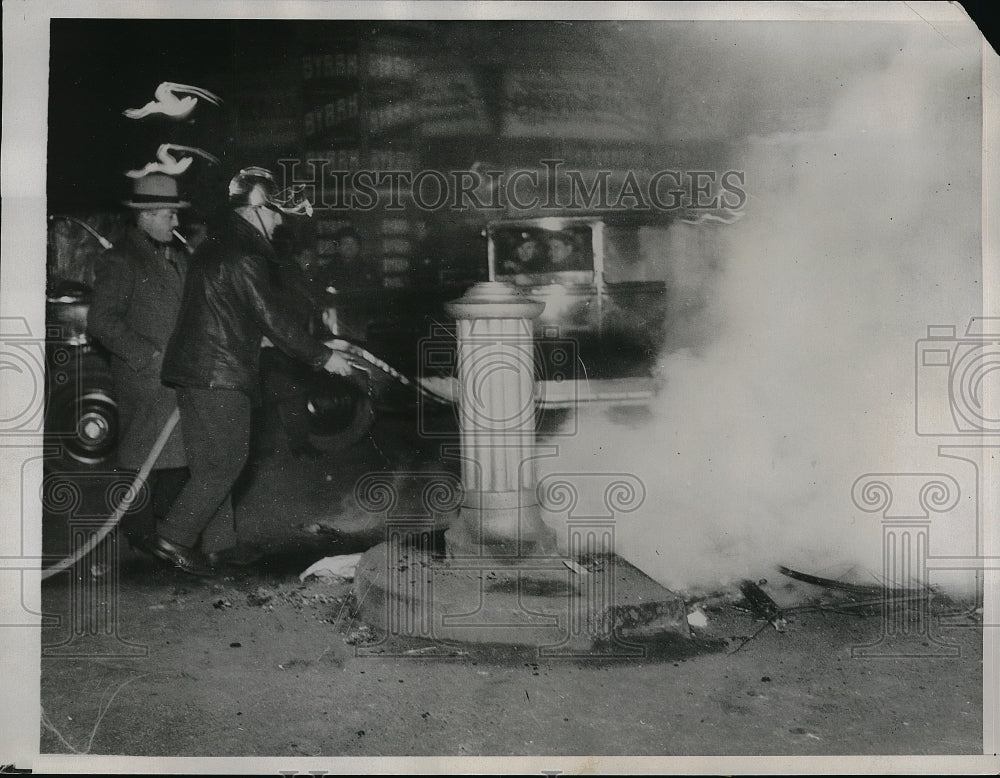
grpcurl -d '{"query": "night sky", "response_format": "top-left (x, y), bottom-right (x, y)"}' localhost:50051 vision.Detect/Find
top-left (46, 18), bottom-right (870, 212)
top-left (47, 16), bottom-right (991, 227)
top-left (48, 20), bottom-right (287, 210)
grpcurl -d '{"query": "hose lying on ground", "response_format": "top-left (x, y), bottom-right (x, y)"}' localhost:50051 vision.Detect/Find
top-left (41, 408), bottom-right (180, 581)
top-left (41, 341), bottom-right (430, 579)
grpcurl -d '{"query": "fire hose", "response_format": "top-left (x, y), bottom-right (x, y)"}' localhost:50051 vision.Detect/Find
top-left (325, 337), bottom-right (456, 405)
top-left (41, 407), bottom-right (180, 581)
top-left (42, 215), bottom-right (455, 576)
top-left (42, 332), bottom-right (621, 577)
top-left (41, 341), bottom-right (453, 579)
top-left (42, 214), bottom-right (447, 577)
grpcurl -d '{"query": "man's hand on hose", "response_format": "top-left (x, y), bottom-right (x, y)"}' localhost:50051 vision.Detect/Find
top-left (322, 351), bottom-right (353, 376)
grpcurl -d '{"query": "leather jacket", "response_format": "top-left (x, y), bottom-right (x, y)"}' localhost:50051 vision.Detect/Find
top-left (161, 214), bottom-right (332, 404)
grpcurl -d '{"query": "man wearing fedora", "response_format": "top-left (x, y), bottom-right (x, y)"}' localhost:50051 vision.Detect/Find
top-left (149, 167), bottom-right (352, 576)
top-left (88, 173), bottom-right (192, 549)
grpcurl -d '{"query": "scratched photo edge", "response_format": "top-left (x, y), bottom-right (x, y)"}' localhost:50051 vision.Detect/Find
top-left (1, 0), bottom-right (997, 774)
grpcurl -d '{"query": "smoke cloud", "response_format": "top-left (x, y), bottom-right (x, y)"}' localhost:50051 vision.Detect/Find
top-left (539, 21), bottom-right (985, 594)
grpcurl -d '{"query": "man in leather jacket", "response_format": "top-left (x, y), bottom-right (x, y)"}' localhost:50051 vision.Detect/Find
top-left (151, 167), bottom-right (352, 576)
top-left (257, 224), bottom-right (328, 459)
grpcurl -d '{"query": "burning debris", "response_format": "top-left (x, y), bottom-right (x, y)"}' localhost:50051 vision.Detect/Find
top-left (670, 563), bottom-right (961, 656)
top-left (737, 580), bottom-right (788, 633)
top-left (724, 579), bottom-right (789, 654)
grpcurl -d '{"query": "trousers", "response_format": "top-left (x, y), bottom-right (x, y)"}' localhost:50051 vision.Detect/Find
top-left (120, 466), bottom-right (189, 543)
top-left (157, 387), bottom-right (250, 553)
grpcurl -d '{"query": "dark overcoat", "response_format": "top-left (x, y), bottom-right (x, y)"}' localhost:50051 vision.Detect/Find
top-left (87, 226), bottom-right (187, 469)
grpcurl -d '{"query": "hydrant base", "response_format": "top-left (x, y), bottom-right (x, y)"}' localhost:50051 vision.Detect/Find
top-left (352, 538), bottom-right (691, 651)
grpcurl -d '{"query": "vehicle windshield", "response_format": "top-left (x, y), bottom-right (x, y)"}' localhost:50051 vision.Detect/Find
top-left (602, 224), bottom-right (672, 283)
top-left (494, 223), bottom-right (593, 280)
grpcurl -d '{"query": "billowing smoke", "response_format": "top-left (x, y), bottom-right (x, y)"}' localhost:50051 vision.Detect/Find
top-left (539, 21), bottom-right (984, 594)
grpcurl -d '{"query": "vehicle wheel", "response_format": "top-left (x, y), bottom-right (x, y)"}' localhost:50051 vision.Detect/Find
top-left (305, 375), bottom-right (375, 452)
top-left (44, 351), bottom-right (119, 471)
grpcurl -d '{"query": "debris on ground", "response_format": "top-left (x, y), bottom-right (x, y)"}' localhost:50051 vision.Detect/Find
top-left (581, 555), bottom-right (609, 573)
top-left (737, 579), bottom-right (788, 632)
top-left (344, 624), bottom-right (376, 646)
top-left (402, 645), bottom-right (469, 657)
top-left (239, 580), bottom-right (352, 623)
top-left (562, 559), bottom-right (589, 576)
top-left (247, 586), bottom-right (277, 607)
top-left (703, 566), bottom-right (969, 656)
top-left (774, 564), bottom-right (960, 618)
top-left (725, 579), bottom-right (790, 654)
top-left (299, 552), bottom-right (363, 582)
top-left (777, 564), bottom-right (919, 597)
top-left (686, 608), bottom-right (709, 629)
top-left (298, 521), bottom-right (342, 537)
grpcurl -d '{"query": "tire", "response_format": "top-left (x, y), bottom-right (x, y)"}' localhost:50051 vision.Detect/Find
top-left (305, 374), bottom-right (375, 452)
top-left (44, 350), bottom-right (119, 472)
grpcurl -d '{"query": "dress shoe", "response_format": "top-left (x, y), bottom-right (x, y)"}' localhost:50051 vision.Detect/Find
top-left (206, 543), bottom-right (265, 568)
top-left (142, 534), bottom-right (215, 577)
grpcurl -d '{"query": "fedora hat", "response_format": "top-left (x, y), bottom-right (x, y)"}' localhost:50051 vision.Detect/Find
top-left (123, 173), bottom-right (190, 209)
